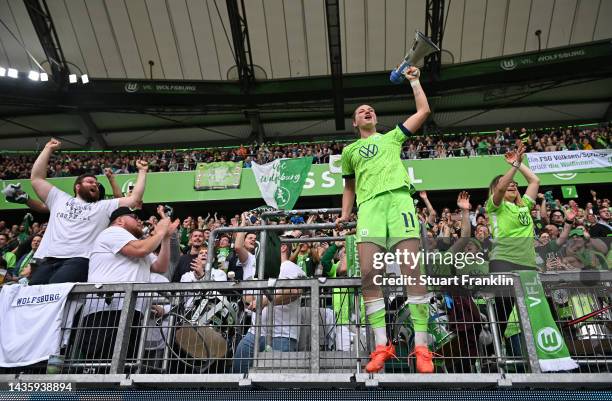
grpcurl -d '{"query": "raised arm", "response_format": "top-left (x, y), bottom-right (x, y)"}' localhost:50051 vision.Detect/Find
top-left (515, 145), bottom-right (540, 201)
top-left (104, 168), bottom-right (123, 199)
top-left (449, 191), bottom-right (472, 253)
top-left (151, 218), bottom-right (180, 273)
top-left (401, 67), bottom-right (431, 134)
top-left (419, 191), bottom-right (437, 226)
top-left (492, 147), bottom-right (523, 206)
top-left (556, 209), bottom-right (575, 247)
top-left (120, 219), bottom-right (169, 259)
top-left (2, 184), bottom-right (50, 213)
top-left (234, 212), bottom-right (251, 264)
top-left (118, 160), bottom-right (148, 208)
top-left (538, 193), bottom-right (549, 224)
top-left (30, 138), bottom-right (60, 203)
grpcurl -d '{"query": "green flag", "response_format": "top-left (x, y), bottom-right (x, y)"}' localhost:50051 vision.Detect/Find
top-left (561, 185), bottom-right (578, 199)
top-left (251, 157), bottom-right (313, 210)
top-left (194, 161), bottom-right (243, 190)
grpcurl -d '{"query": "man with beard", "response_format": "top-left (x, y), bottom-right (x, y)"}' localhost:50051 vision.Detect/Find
top-left (29, 138), bottom-right (149, 285)
top-left (79, 207), bottom-right (179, 361)
top-left (171, 229), bottom-right (205, 282)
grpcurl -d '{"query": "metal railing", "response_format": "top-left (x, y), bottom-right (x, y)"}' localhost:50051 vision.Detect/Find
top-left (2, 272), bottom-right (611, 388)
top-left (2, 215), bottom-right (611, 389)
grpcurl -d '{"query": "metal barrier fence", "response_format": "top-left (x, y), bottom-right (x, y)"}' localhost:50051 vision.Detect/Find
top-left (2, 272), bottom-right (611, 388)
top-left (540, 271), bottom-right (612, 373)
top-left (2, 214), bottom-right (611, 389)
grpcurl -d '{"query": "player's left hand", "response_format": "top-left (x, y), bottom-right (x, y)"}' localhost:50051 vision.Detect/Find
top-left (403, 66), bottom-right (420, 80)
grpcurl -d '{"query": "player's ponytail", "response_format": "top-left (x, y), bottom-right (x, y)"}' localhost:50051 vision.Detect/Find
top-left (351, 107), bottom-right (360, 136)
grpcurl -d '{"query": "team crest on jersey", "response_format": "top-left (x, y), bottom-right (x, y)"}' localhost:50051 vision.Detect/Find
top-left (359, 144), bottom-right (378, 159)
top-left (518, 211), bottom-right (530, 226)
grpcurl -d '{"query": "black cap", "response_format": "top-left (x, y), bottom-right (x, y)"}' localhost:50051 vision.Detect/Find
top-left (110, 207), bottom-right (147, 222)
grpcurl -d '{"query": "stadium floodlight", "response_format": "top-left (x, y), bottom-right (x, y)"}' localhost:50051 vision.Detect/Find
top-left (40, 72), bottom-right (48, 82)
top-left (81, 74), bottom-right (89, 84)
top-left (0, 67), bottom-right (5, 77)
top-left (7, 68), bottom-right (18, 78)
top-left (68, 74), bottom-right (77, 83)
top-left (28, 71), bottom-right (39, 81)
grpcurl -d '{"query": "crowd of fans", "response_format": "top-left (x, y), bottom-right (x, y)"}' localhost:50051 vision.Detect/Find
top-left (1, 125), bottom-right (609, 180)
top-left (2, 188), bottom-right (610, 285)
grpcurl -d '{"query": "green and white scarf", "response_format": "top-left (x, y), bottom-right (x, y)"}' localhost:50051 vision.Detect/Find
top-left (505, 270), bottom-right (578, 372)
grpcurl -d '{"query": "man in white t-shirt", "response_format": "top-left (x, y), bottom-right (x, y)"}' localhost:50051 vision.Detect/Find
top-left (232, 238), bottom-right (305, 373)
top-left (29, 138), bottom-right (149, 285)
top-left (234, 212), bottom-right (258, 281)
top-left (77, 207), bottom-right (179, 361)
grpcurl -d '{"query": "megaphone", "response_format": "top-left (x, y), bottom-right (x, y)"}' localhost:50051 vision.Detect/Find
top-left (390, 31), bottom-right (440, 84)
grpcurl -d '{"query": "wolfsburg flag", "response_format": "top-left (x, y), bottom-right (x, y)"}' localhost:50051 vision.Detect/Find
top-left (251, 157), bottom-right (313, 210)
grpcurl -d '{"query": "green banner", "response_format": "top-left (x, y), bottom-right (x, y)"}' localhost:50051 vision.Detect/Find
top-left (1, 156), bottom-right (611, 210)
top-left (251, 157), bottom-right (313, 210)
top-left (194, 161), bottom-right (243, 190)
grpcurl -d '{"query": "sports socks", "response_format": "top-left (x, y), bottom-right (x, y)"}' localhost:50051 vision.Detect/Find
top-left (409, 302), bottom-right (429, 346)
top-left (365, 298), bottom-right (387, 346)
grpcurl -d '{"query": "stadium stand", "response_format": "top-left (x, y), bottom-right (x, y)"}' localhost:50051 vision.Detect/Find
top-left (1, 126), bottom-right (609, 179)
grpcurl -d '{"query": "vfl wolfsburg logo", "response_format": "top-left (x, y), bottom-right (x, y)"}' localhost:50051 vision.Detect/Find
top-left (553, 173), bottom-right (577, 180)
top-left (121, 180), bottom-right (135, 195)
top-left (359, 144), bottom-right (378, 159)
top-left (124, 82), bottom-right (139, 93)
top-left (274, 187), bottom-right (291, 208)
top-left (500, 59), bottom-right (516, 71)
top-left (518, 211), bottom-right (530, 226)
top-left (536, 327), bottom-right (563, 353)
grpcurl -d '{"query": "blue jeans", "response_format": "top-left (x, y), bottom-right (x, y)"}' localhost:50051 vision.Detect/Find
top-left (30, 257), bottom-right (89, 285)
top-left (232, 332), bottom-right (298, 374)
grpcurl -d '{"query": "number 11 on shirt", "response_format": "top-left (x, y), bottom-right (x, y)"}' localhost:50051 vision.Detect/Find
top-left (401, 212), bottom-right (416, 232)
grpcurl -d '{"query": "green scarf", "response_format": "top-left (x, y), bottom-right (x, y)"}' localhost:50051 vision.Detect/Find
top-left (505, 270), bottom-right (578, 372)
top-left (16, 251), bottom-right (34, 276)
top-left (331, 235), bottom-right (365, 324)
top-left (17, 214), bottom-right (33, 244)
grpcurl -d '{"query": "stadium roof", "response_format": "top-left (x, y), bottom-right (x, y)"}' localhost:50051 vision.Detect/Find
top-left (0, 0), bottom-right (611, 149)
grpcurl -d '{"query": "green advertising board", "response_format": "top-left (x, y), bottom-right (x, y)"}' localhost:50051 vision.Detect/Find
top-left (1, 156), bottom-right (610, 210)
